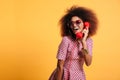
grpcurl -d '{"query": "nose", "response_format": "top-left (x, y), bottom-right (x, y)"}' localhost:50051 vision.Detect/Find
top-left (72, 22), bottom-right (77, 27)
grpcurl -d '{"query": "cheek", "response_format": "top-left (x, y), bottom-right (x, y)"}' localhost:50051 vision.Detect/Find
top-left (79, 23), bottom-right (84, 29)
top-left (79, 25), bottom-right (84, 30)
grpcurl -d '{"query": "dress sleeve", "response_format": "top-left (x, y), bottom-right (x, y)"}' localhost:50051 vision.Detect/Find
top-left (86, 38), bottom-right (93, 56)
top-left (56, 36), bottom-right (69, 61)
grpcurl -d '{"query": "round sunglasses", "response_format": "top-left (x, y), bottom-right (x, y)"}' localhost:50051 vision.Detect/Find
top-left (70, 20), bottom-right (82, 26)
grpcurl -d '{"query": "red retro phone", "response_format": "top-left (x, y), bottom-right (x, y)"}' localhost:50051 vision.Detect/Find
top-left (76, 22), bottom-right (90, 39)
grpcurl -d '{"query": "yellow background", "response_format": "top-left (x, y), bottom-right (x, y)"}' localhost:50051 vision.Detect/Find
top-left (0, 0), bottom-right (120, 80)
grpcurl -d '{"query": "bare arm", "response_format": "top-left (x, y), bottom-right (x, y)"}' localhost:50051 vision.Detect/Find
top-left (55, 60), bottom-right (64, 80)
top-left (81, 41), bottom-right (92, 66)
top-left (80, 27), bottom-right (92, 66)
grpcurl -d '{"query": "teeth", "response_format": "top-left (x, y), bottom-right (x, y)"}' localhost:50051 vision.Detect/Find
top-left (73, 27), bottom-right (79, 30)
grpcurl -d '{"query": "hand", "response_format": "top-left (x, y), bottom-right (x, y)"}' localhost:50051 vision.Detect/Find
top-left (77, 27), bottom-right (89, 49)
top-left (81, 27), bottom-right (89, 42)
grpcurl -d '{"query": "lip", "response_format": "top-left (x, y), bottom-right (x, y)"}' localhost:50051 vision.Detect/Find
top-left (72, 27), bottom-right (81, 34)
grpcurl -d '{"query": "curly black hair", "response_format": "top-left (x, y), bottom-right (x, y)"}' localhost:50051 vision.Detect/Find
top-left (59, 5), bottom-right (98, 39)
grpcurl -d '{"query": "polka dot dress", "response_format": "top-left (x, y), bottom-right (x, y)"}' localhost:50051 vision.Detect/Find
top-left (56, 36), bottom-right (93, 80)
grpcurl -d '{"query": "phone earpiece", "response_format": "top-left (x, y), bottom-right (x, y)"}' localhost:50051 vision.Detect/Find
top-left (84, 22), bottom-right (90, 29)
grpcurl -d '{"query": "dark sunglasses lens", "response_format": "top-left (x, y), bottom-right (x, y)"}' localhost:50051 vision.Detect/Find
top-left (76, 20), bottom-right (81, 24)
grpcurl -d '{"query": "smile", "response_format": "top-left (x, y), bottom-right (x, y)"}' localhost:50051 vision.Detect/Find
top-left (73, 27), bottom-right (79, 30)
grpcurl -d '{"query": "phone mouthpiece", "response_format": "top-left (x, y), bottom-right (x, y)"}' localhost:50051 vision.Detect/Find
top-left (76, 32), bottom-right (83, 39)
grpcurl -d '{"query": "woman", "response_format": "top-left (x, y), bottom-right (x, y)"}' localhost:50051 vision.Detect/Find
top-left (49, 5), bottom-right (98, 80)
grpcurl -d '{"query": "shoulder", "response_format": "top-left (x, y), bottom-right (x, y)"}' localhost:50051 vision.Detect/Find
top-left (61, 36), bottom-right (71, 42)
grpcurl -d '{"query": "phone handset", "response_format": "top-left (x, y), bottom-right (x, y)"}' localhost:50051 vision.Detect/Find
top-left (75, 22), bottom-right (90, 39)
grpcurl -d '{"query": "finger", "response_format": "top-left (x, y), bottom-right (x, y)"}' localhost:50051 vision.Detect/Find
top-left (85, 28), bottom-right (89, 33)
top-left (85, 26), bottom-right (89, 30)
top-left (86, 27), bottom-right (88, 30)
top-left (82, 29), bottom-right (87, 33)
top-left (82, 29), bottom-right (86, 33)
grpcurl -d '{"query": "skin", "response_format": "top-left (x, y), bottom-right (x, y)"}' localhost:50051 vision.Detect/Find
top-left (56, 16), bottom-right (92, 80)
